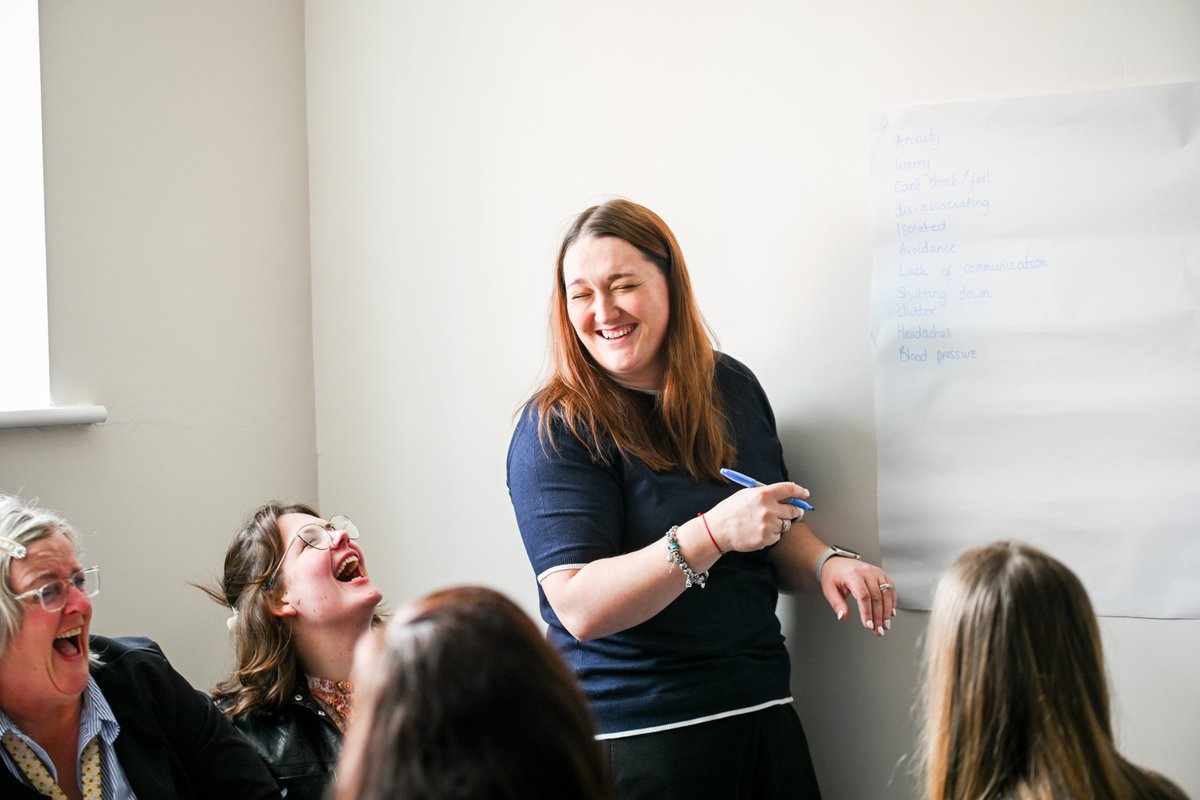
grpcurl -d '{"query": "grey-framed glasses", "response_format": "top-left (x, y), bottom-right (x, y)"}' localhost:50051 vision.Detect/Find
top-left (12, 567), bottom-right (100, 613)
top-left (295, 515), bottom-right (359, 549)
top-left (267, 516), bottom-right (359, 585)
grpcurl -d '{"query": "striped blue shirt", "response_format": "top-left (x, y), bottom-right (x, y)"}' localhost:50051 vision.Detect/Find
top-left (0, 676), bottom-right (136, 799)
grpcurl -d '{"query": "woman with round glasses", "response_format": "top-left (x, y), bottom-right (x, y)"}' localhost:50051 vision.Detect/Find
top-left (0, 493), bottom-right (280, 799)
top-left (204, 501), bottom-right (383, 800)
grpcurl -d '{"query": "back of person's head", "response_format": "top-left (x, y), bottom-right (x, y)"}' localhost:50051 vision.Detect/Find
top-left (0, 494), bottom-right (82, 657)
top-left (201, 500), bottom-right (318, 717)
top-left (335, 585), bottom-right (609, 800)
top-left (920, 540), bottom-right (1187, 800)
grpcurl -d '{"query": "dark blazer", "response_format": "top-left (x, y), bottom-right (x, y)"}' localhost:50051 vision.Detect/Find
top-left (223, 674), bottom-right (343, 800)
top-left (0, 636), bottom-right (281, 800)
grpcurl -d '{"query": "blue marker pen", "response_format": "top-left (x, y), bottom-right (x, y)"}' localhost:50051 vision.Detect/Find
top-left (720, 468), bottom-right (814, 511)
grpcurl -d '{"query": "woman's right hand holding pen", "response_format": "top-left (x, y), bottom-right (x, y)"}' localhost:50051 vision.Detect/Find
top-left (702, 482), bottom-right (810, 554)
top-left (540, 481), bottom-right (811, 642)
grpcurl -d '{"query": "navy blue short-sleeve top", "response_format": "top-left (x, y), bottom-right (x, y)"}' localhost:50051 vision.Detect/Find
top-left (506, 354), bottom-right (795, 736)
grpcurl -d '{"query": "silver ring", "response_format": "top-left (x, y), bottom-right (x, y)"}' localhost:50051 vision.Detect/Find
top-left (779, 519), bottom-right (791, 534)
top-left (879, 582), bottom-right (893, 592)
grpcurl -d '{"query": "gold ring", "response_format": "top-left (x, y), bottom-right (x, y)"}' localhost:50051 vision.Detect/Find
top-left (879, 583), bottom-right (893, 592)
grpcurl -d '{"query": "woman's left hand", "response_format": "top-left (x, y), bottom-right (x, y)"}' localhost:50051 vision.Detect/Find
top-left (820, 556), bottom-right (896, 637)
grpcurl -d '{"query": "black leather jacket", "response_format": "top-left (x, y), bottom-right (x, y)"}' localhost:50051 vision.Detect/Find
top-left (220, 676), bottom-right (342, 800)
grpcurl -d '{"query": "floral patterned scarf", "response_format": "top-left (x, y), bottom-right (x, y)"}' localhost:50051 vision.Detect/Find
top-left (306, 675), bottom-right (354, 733)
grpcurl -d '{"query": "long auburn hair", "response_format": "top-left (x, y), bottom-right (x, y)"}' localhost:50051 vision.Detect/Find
top-left (534, 198), bottom-right (733, 482)
top-left (919, 541), bottom-right (1187, 800)
top-left (334, 586), bottom-right (610, 800)
top-left (202, 501), bottom-right (382, 719)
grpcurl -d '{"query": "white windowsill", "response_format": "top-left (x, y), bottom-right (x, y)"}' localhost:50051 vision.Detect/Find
top-left (0, 405), bottom-right (108, 429)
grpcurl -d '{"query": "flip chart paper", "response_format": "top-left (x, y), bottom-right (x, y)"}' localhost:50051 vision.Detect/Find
top-left (869, 82), bottom-right (1200, 618)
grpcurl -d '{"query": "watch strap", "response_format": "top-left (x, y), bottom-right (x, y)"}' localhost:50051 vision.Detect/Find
top-left (815, 545), bottom-right (862, 584)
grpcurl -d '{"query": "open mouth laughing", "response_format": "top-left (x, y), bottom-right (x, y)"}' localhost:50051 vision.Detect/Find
top-left (54, 626), bottom-right (84, 658)
top-left (335, 554), bottom-right (363, 582)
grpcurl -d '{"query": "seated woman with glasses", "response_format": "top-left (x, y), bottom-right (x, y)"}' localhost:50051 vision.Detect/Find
top-left (0, 493), bottom-right (280, 799)
top-left (203, 501), bottom-right (383, 800)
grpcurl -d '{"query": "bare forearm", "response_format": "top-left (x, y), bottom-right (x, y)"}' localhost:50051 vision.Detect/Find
top-left (541, 516), bottom-right (720, 641)
top-left (771, 521), bottom-right (829, 594)
top-left (772, 522), bottom-right (898, 637)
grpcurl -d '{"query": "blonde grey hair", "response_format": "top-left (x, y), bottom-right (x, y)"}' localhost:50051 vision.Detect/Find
top-left (0, 494), bottom-right (83, 657)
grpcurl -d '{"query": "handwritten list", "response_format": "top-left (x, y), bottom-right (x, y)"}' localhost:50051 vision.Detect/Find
top-left (868, 83), bottom-right (1200, 619)
top-left (880, 126), bottom-right (1055, 367)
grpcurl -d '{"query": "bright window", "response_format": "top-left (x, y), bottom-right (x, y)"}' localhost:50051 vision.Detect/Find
top-left (0, 0), bottom-right (50, 413)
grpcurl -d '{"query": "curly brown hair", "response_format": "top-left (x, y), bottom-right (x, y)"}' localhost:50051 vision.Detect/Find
top-left (202, 501), bottom-right (382, 719)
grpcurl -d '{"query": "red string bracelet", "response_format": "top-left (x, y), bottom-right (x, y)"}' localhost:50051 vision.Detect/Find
top-left (697, 512), bottom-right (723, 555)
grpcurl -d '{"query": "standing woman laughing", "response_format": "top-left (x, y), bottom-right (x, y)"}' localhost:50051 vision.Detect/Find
top-left (203, 501), bottom-right (383, 800)
top-left (507, 198), bottom-right (896, 799)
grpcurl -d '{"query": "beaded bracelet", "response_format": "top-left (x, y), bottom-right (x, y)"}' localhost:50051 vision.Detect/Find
top-left (665, 525), bottom-right (708, 589)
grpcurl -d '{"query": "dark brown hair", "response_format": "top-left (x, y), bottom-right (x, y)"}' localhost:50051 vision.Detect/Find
top-left (334, 586), bottom-right (610, 800)
top-left (919, 541), bottom-right (1187, 800)
top-left (534, 197), bottom-right (733, 481)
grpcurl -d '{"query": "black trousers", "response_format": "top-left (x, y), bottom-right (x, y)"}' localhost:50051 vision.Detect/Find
top-left (602, 704), bottom-right (822, 800)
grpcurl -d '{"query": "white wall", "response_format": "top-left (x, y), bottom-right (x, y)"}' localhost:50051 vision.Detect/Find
top-left (0, 1), bottom-right (315, 691)
top-left (4, 2), bottom-right (1196, 797)
top-left (304, 2), bottom-right (1200, 798)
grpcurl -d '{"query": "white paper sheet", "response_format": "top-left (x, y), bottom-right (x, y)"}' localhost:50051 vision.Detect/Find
top-left (868, 82), bottom-right (1200, 618)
